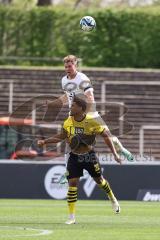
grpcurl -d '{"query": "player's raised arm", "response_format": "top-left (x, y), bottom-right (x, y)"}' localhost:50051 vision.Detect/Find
top-left (101, 129), bottom-right (122, 164)
top-left (82, 79), bottom-right (96, 113)
top-left (84, 85), bottom-right (94, 102)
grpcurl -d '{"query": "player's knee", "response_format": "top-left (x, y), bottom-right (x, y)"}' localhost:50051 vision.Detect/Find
top-left (68, 178), bottom-right (79, 187)
top-left (93, 176), bottom-right (103, 185)
top-left (112, 136), bottom-right (118, 142)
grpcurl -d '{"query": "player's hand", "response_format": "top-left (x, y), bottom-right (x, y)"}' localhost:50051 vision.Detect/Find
top-left (37, 140), bottom-right (45, 146)
top-left (114, 153), bottom-right (122, 165)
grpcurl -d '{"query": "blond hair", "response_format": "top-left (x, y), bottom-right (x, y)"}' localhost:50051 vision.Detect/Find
top-left (63, 55), bottom-right (78, 65)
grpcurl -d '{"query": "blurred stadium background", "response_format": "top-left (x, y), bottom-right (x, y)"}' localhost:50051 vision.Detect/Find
top-left (0, 1), bottom-right (159, 239)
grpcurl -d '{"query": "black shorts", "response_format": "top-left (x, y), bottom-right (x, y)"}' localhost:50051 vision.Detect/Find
top-left (66, 150), bottom-right (102, 179)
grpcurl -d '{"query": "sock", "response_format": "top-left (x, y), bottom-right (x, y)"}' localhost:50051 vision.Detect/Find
top-left (112, 136), bottom-right (133, 160)
top-left (98, 178), bottom-right (116, 202)
top-left (121, 147), bottom-right (133, 161)
top-left (112, 136), bottom-right (123, 152)
top-left (67, 186), bottom-right (77, 219)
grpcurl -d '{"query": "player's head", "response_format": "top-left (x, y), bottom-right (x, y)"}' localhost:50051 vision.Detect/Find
top-left (63, 55), bottom-right (78, 76)
top-left (70, 94), bottom-right (87, 116)
top-left (63, 55), bottom-right (78, 65)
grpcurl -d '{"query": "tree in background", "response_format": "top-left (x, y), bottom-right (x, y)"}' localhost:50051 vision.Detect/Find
top-left (36, 0), bottom-right (160, 7)
top-left (0, 0), bottom-right (12, 4)
top-left (0, 0), bottom-right (159, 8)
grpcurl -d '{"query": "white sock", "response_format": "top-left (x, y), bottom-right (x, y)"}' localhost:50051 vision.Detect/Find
top-left (112, 136), bottom-right (123, 152)
top-left (69, 214), bottom-right (75, 220)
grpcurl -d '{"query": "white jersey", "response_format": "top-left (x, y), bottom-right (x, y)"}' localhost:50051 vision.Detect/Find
top-left (61, 71), bottom-right (93, 108)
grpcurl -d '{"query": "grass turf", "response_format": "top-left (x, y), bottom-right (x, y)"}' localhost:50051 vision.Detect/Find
top-left (0, 199), bottom-right (159, 240)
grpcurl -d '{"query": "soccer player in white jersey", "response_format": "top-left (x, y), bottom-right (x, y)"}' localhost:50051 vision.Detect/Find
top-left (61, 55), bottom-right (94, 109)
top-left (57, 55), bottom-right (133, 183)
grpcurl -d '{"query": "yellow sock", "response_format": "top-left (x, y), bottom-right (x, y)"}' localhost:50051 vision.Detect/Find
top-left (98, 179), bottom-right (115, 201)
top-left (67, 187), bottom-right (77, 218)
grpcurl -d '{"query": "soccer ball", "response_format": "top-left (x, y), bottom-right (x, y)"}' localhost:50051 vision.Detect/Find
top-left (80, 16), bottom-right (96, 32)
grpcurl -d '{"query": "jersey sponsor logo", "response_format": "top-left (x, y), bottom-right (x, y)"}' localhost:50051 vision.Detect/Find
top-left (65, 83), bottom-right (76, 92)
top-left (75, 127), bottom-right (84, 134)
top-left (63, 80), bottom-right (92, 92)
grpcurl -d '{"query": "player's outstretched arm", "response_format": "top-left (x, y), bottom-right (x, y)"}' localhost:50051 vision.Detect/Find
top-left (46, 94), bottom-right (68, 106)
top-left (101, 130), bottom-right (122, 164)
top-left (37, 130), bottom-right (67, 146)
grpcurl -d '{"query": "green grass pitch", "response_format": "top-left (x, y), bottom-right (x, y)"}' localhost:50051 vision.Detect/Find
top-left (0, 199), bottom-right (159, 240)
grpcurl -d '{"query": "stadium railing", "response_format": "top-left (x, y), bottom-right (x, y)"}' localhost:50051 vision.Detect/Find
top-left (139, 125), bottom-right (160, 157)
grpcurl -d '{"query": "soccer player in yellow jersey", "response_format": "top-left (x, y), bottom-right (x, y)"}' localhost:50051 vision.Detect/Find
top-left (38, 94), bottom-right (122, 224)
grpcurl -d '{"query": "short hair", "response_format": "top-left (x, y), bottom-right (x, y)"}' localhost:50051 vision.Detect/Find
top-left (73, 94), bottom-right (87, 112)
top-left (63, 55), bottom-right (78, 65)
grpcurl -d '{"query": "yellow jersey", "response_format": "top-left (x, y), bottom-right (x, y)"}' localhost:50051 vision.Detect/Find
top-left (63, 114), bottom-right (108, 145)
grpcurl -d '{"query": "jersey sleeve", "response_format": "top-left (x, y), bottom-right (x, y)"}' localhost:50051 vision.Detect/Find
top-left (62, 117), bottom-right (72, 133)
top-left (91, 118), bottom-right (108, 135)
top-left (79, 73), bottom-right (93, 92)
top-left (93, 123), bottom-right (105, 134)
